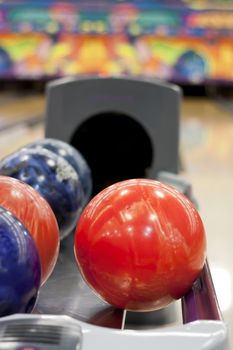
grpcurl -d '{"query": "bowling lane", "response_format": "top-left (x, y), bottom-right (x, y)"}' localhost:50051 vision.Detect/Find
top-left (0, 93), bottom-right (44, 158)
top-left (181, 97), bottom-right (233, 347)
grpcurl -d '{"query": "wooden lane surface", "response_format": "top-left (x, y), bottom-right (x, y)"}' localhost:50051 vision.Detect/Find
top-left (0, 93), bottom-right (45, 158)
top-left (181, 97), bottom-right (233, 175)
top-left (0, 93), bottom-right (44, 120)
top-left (181, 97), bottom-right (233, 348)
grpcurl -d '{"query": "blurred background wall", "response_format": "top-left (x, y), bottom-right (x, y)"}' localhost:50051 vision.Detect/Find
top-left (0, 0), bottom-right (232, 84)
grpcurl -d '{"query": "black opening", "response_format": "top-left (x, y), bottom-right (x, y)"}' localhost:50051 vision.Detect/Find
top-left (25, 295), bottom-right (38, 313)
top-left (71, 112), bottom-right (153, 196)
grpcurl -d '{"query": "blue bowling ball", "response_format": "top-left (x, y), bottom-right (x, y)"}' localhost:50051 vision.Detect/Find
top-left (0, 148), bottom-right (84, 239)
top-left (0, 206), bottom-right (41, 316)
top-left (175, 50), bottom-right (207, 82)
top-left (24, 138), bottom-right (92, 204)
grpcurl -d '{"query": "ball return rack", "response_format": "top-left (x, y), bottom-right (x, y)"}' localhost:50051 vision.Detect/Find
top-left (0, 172), bottom-right (228, 349)
top-left (0, 77), bottom-right (229, 349)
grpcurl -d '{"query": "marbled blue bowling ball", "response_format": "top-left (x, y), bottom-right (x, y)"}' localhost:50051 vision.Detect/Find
top-left (23, 138), bottom-right (92, 204)
top-left (0, 206), bottom-right (41, 316)
top-left (0, 148), bottom-right (84, 239)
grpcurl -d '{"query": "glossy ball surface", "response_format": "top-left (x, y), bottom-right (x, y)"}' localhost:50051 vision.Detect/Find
top-left (24, 138), bottom-right (92, 204)
top-left (0, 147), bottom-right (84, 239)
top-left (0, 176), bottom-right (59, 285)
top-left (74, 179), bottom-right (206, 311)
top-left (0, 206), bottom-right (41, 316)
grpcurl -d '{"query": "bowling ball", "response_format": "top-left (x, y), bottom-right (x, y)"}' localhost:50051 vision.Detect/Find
top-left (74, 179), bottom-right (206, 311)
top-left (0, 147), bottom-right (84, 239)
top-left (0, 176), bottom-right (59, 285)
top-left (24, 138), bottom-right (92, 204)
top-left (174, 50), bottom-right (207, 82)
top-left (0, 206), bottom-right (41, 316)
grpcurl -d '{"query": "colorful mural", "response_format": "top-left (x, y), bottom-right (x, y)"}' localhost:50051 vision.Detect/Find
top-left (0, 1), bottom-right (232, 83)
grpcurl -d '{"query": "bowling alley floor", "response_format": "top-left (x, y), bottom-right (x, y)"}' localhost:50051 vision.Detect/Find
top-left (0, 87), bottom-right (233, 347)
top-left (181, 95), bottom-right (233, 347)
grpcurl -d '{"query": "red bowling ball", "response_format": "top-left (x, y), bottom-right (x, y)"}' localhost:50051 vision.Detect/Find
top-left (74, 179), bottom-right (206, 311)
top-left (0, 176), bottom-right (60, 285)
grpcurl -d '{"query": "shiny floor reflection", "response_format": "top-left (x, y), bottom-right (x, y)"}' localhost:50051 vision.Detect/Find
top-left (181, 97), bottom-right (233, 347)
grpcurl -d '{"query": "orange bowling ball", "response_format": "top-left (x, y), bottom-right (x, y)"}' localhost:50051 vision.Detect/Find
top-left (75, 179), bottom-right (206, 311)
top-left (0, 176), bottom-right (60, 285)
